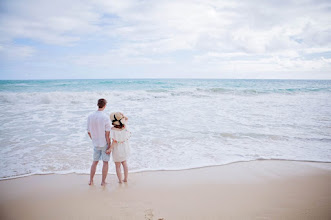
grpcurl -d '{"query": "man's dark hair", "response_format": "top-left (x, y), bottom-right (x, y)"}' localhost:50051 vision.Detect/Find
top-left (97, 98), bottom-right (107, 108)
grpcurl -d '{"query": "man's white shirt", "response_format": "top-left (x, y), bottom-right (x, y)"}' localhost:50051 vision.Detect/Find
top-left (87, 111), bottom-right (111, 148)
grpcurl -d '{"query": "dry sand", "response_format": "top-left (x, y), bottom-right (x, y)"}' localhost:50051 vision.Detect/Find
top-left (0, 160), bottom-right (330, 220)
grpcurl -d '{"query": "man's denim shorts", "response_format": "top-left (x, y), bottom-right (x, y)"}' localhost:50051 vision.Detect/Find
top-left (93, 145), bottom-right (110, 162)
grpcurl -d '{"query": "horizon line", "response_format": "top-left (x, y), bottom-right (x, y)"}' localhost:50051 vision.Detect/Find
top-left (1, 77), bottom-right (331, 81)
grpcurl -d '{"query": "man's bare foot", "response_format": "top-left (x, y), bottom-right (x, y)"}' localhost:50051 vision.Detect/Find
top-left (123, 179), bottom-right (127, 182)
top-left (88, 180), bottom-right (94, 185)
top-left (118, 180), bottom-right (123, 184)
top-left (101, 181), bottom-right (107, 186)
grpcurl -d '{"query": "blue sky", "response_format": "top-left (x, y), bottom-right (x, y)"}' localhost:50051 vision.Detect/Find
top-left (0, 0), bottom-right (331, 80)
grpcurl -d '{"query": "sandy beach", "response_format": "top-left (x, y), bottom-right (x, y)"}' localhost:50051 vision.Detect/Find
top-left (0, 160), bottom-right (330, 220)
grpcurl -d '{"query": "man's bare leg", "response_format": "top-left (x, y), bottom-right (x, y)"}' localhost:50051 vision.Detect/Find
top-left (122, 161), bottom-right (128, 182)
top-left (101, 161), bottom-right (109, 186)
top-left (89, 161), bottom-right (98, 185)
top-left (115, 162), bottom-right (122, 183)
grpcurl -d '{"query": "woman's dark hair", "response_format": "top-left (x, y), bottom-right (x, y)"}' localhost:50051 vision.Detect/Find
top-left (97, 98), bottom-right (107, 108)
top-left (112, 123), bottom-right (125, 129)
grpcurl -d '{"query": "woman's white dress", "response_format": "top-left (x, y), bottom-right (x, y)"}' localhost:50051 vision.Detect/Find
top-left (111, 128), bottom-right (131, 162)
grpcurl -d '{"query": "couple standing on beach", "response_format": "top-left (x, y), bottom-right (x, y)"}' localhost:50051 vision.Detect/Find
top-left (87, 98), bottom-right (131, 186)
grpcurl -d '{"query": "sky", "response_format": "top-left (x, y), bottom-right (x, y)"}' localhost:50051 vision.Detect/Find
top-left (0, 0), bottom-right (331, 80)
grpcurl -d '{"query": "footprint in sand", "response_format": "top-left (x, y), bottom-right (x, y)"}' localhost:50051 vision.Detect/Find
top-left (144, 209), bottom-right (164, 220)
top-left (144, 209), bottom-right (153, 220)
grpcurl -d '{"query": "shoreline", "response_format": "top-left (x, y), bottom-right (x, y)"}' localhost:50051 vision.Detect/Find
top-left (1, 158), bottom-right (330, 181)
top-left (0, 160), bottom-right (330, 220)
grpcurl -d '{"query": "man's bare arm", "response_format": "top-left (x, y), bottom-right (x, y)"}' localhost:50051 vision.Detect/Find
top-left (105, 131), bottom-right (111, 149)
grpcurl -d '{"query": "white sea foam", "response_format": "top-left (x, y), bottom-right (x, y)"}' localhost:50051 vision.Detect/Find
top-left (0, 80), bottom-right (331, 180)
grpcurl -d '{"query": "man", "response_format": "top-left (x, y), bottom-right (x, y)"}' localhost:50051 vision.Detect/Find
top-left (87, 98), bottom-right (111, 186)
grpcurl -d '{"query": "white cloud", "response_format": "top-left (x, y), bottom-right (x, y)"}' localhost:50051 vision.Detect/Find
top-left (70, 47), bottom-right (173, 66)
top-left (0, 43), bottom-right (35, 58)
top-left (0, 0), bottom-right (101, 45)
top-left (0, 0), bottom-right (331, 79)
top-left (96, 0), bottom-right (331, 55)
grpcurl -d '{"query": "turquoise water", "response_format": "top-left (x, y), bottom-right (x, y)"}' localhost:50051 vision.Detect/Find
top-left (1, 79), bottom-right (331, 93)
top-left (0, 79), bottom-right (330, 179)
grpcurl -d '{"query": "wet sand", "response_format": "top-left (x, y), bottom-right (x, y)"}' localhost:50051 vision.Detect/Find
top-left (0, 160), bottom-right (330, 220)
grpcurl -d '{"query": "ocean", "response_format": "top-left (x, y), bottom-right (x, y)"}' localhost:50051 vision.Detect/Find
top-left (0, 79), bottom-right (330, 179)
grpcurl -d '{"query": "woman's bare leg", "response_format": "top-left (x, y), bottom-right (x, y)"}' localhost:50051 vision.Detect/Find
top-left (115, 162), bottom-right (122, 183)
top-left (122, 160), bottom-right (128, 182)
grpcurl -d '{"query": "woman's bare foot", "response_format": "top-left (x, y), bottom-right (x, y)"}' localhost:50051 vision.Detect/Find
top-left (101, 181), bottom-right (107, 186)
top-left (118, 180), bottom-right (123, 184)
top-left (88, 180), bottom-right (94, 185)
top-left (123, 179), bottom-right (127, 182)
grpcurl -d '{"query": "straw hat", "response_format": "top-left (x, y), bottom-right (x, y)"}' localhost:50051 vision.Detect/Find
top-left (110, 112), bottom-right (127, 126)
